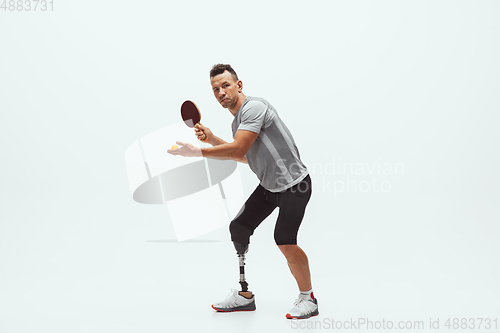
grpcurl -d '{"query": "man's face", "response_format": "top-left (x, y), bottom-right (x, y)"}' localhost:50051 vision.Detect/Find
top-left (210, 71), bottom-right (241, 109)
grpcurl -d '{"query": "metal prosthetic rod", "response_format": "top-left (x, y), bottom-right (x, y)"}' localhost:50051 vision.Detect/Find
top-left (238, 254), bottom-right (248, 292)
top-left (233, 242), bottom-right (249, 292)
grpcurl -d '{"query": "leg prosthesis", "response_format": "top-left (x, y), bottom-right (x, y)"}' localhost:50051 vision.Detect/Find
top-left (234, 241), bottom-right (249, 292)
top-left (230, 221), bottom-right (253, 293)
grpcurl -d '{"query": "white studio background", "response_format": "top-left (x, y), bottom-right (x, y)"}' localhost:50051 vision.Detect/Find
top-left (1, 1), bottom-right (499, 332)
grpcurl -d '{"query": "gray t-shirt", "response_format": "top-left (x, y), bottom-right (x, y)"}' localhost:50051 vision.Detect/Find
top-left (232, 96), bottom-right (308, 192)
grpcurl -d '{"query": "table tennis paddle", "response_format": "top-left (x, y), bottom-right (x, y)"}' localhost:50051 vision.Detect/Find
top-left (181, 100), bottom-right (206, 141)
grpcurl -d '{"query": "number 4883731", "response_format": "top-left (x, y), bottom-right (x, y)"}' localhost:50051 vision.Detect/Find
top-left (1, 0), bottom-right (54, 11)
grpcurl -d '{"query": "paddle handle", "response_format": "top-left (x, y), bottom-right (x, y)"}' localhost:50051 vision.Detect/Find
top-left (196, 123), bottom-right (207, 141)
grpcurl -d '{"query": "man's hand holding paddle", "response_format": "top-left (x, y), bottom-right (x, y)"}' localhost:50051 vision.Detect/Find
top-left (194, 123), bottom-right (213, 144)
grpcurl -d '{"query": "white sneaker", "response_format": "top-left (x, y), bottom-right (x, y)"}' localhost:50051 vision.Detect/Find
top-left (212, 289), bottom-right (256, 312)
top-left (285, 295), bottom-right (319, 319)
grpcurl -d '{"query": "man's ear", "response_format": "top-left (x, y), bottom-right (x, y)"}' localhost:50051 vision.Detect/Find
top-left (238, 80), bottom-right (243, 92)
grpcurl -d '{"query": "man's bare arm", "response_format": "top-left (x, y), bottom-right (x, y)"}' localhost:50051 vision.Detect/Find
top-left (169, 125), bottom-right (254, 164)
top-left (206, 135), bottom-right (248, 163)
top-left (195, 124), bottom-right (249, 163)
top-left (200, 130), bottom-right (258, 163)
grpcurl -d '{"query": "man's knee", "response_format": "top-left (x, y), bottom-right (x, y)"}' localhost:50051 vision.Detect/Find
top-left (277, 244), bottom-right (298, 258)
top-left (274, 230), bottom-right (298, 247)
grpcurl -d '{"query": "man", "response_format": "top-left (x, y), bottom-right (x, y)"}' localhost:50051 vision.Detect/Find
top-left (167, 64), bottom-right (318, 319)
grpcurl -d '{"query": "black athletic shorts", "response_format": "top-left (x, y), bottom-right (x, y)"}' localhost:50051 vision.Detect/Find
top-left (230, 174), bottom-right (312, 245)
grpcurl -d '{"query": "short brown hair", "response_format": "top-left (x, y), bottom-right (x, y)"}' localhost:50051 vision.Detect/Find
top-left (210, 63), bottom-right (239, 81)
